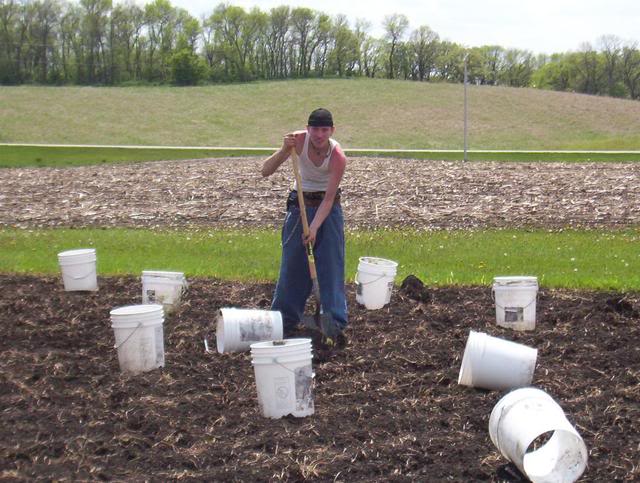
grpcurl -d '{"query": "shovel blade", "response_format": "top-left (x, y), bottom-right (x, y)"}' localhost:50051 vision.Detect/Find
top-left (301, 313), bottom-right (341, 340)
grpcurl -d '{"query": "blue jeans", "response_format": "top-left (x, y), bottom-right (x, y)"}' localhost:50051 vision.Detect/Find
top-left (271, 197), bottom-right (348, 333)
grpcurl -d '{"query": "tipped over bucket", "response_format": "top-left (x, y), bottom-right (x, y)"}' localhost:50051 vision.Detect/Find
top-left (110, 304), bottom-right (165, 374)
top-left (492, 276), bottom-right (538, 331)
top-left (58, 248), bottom-right (98, 291)
top-left (141, 270), bottom-right (187, 313)
top-left (355, 257), bottom-right (398, 310)
top-left (489, 387), bottom-right (588, 482)
top-left (216, 308), bottom-right (283, 353)
top-left (250, 338), bottom-right (314, 419)
top-left (458, 330), bottom-right (537, 390)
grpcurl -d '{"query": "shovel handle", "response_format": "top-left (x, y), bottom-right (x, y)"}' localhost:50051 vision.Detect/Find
top-left (290, 148), bottom-right (318, 280)
top-left (290, 147), bottom-right (311, 238)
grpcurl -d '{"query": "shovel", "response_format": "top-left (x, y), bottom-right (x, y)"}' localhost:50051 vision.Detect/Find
top-left (290, 147), bottom-right (341, 342)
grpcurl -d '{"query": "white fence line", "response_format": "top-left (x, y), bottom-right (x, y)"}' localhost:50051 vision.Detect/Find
top-left (1, 142), bottom-right (639, 154)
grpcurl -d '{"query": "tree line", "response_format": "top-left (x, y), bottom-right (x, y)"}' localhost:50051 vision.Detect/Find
top-left (1, 0), bottom-right (639, 100)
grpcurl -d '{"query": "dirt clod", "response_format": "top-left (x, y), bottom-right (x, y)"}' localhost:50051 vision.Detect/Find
top-left (400, 274), bottom-right (432, 303)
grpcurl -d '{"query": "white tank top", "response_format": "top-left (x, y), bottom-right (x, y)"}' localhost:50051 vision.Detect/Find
top-left (293, 134), bottom-right (338, 192)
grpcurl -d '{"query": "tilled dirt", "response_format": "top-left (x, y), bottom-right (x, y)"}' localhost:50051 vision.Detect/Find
top-left (1, 274), bottom-right (638, 481)
top-left (1, 157), bottom-right (640, 230)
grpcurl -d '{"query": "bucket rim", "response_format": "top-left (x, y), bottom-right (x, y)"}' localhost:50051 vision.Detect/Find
top-left (358, 256), bottom-right (398, 268)
top-left (110, 304), bottom-right (164, 317)
top-left (251, 354), bottom-right (313, 365)
top-left (58, 248), bottom-right (96, 258)
top-left (111, 317), bottom-right (163, 329)
top-left (357, 267), bottom-right (397, 277)
top-left (59, 257), bottom-right (97, 266)
top-left (250, 344), bottom-right (312, 355)
top-left (458, 330), bottom-right (483, 386)
top-left (218, 308), bottom-right (282, 322)
top-left (142, 270), bottom-right (185, 279)
top-left (489, 387), bottom-right (587, 480)
top-left (493, 276), bottom-right (538, 286)
top-left (142, 278), bottom-right (186, 285)
top-left (250, 338), bottom-right (312, 350)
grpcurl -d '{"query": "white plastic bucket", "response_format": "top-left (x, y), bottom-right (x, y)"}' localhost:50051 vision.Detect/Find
top-left (141, 270), bottom-right (187, 313)
top-left (489, 387), bottom-right (588, 482)
top-left (216, 308), bottom-right (283, 353)
top-left (458, 330), bottom-right (537, 390)
top-left (250, 338), bottom-right (314, 419)
top-left (492, 276), bottom-right (538, 331)
top-left (58, 248), bottom-right (98, 291)
top-left (355, 257), bottom-right (398, 310)
top-left (110, 304), bottom-right (165, 374)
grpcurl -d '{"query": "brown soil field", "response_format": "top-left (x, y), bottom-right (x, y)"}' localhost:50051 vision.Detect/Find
top-left (1, 158), bottom-right (639, 481)
top-left (1, 275), bottom-right (639, 481)
top-left (1, 157), bottom-right (639, 230)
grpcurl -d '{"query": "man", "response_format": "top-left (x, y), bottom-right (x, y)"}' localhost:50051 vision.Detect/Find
top-left (261, 108), bottom-right (348, 337)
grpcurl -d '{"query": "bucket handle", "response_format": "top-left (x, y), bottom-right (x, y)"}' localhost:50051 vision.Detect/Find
top-left (354, 273), bottom-right (390, 286)
top-left (68, 269), bottom-right (96, 280)
top-left (113, 322), bottom-right (143, 350)
top-left (491, 288), bottom-right (538, 311)
top-left (269, 357), bottom-right (313, 375)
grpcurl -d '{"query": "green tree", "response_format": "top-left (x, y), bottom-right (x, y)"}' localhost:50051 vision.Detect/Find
top-left (531, 53), bottom-right (572, 91)
top-left (357, 21), bottom-right (382, 78)
top-left (621, 43), bottom-right (640, 99)
top-left (144, 0), bottom-right (176, 81)
top-left (59, 2), bottom-right (83, 83)
top-left (409, 25), bottom-right (438, 81)
top-left (209, 4), bottom-right (263, 81)
top-left (80, 0), bottom-right (111, 83)
top-left (30, 0), bottom-right (61, 83)
top-left (263, 5), bottom-right (289, 79)
top-left (434, 40), bottom-right (464, 81)
top-left (498, 48), bottom-right (534, 87)
top-left (170, 47), bottom-right (205, 84)
top-left (574, 43), bottom-right (603, 94)
top-left (0, 0), bottom-right (20, 83)
top-left (382, 13), bottom-right (408, 79)
top-left (109, 1), bottom-right (144, 83)
top-left (327, 14), bottom-right (358, 77)
top-left (598, 35), bottom-right (623, 97)
top-left (307, 12), bottom-right (330, 76)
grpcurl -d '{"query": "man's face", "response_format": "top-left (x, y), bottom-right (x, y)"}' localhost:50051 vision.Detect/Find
top-left (307, 125), bottom-right (335, 145)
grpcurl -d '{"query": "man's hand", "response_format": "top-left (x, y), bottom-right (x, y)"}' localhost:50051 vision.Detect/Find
top-left (282, 133), bottom-right (296, 150)
top-left (303, 225), bottom-right (317, 246)
top-left (282, 131), bottom-right (305, 152)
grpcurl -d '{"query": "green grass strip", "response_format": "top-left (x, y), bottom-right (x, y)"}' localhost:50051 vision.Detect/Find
top-left (353, 150), bottom-right (640, 163)
top-left (1, 228), bottom-right (638, 290)
top-left (1, 145), bottom-right (639, 168)
top-left (0, 145), bottom-right (271, 168)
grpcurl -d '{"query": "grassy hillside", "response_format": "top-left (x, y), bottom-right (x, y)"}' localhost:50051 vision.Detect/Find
top-left (1, 79), bottom-right (639, 150)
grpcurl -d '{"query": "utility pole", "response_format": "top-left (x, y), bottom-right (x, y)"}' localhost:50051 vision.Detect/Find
top-left (463, 53), bottom-right (469, 162)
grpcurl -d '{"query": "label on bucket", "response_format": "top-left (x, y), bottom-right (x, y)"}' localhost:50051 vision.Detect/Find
top-left (274, 376), bottom-right (291, 409)
top-left (505, 307), bottom-right (524, 323)
top-left (240, 317), bottom-right (273, 342)
top-left (155, 325), bottom-right (164, 367)
top-left (146, 289), bottom-right (156, 303)
top-left (385, 281), bottom-right (394, 303)
top-left (139, 335), bottom-right (155, 369)
top-left (355, 281), bottom-right (362, 296)
top-left (295, 366), bottom-right (314, 412)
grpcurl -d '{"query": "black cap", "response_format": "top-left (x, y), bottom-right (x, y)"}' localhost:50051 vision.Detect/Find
top-left (308, 108), bottom-right (334, 127)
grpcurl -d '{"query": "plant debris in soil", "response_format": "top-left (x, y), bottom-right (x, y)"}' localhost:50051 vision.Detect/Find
top-left (2, 158), bottom-right (640, 230)
top-left (1, 274), bottom-right (638, 481)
